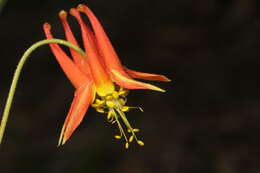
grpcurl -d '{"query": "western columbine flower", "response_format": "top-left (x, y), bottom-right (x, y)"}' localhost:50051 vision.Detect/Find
top-left (43, 4), bottom-right (170, 148)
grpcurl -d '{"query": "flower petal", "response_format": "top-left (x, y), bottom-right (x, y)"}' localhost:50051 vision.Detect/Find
top-left (58, 82), bottom-right (94, 146)
top-left (58, 11), bottom-right (80, 63)
top-left (124, 67), bottom-right (171, 82)
top-left (59, 10), bottom-right (91, 76)
top-left (77, 4), bottom-right (129, 76)
top-left (70, 8), bottom-right (114, 96)
top-left (43, 23), bottom-right (89, 89)
top-left (77, 4), bottom-right (166, 92)
top-left (111, 70), bottom-right (165, 92)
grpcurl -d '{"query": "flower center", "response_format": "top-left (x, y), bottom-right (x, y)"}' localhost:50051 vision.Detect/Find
top-left (91, 88), bottom-right (144, 149)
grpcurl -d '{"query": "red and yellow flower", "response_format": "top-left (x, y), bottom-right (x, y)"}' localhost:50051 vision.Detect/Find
top-left (43, 4), bottom-right (170, 148)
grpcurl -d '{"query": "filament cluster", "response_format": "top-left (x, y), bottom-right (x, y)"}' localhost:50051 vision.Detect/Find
top-left (92, 88), bottom-right (144, 149)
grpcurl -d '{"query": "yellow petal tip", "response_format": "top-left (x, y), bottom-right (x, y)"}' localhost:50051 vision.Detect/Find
top-left (147, 84), bottom-right (166, 92)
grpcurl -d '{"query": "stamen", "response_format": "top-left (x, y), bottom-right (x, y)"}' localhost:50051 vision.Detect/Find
top-left (121, 106), bottom-right (143, 112)
top-left (112, 91), bottom-right (119, 99)
top-left (106, 95), bottom-right (113, 101)
top-left (92, 99), bottom-right (105, 107)
top-left (111, 109), bottom-right (128, 143)
top-left (91, 88), bottom-right (144, 148)
top-left (96, 108), bottom-right (105, 113)
top-left (114, 135), bottom-right (121, 139)
top-left (95, 99), bottom-right (104, 104)
top-left (129, 135), bottom-right (134, 142)
top-left (118, 98), bottom-right (126, 105)
top-left (137, 140), bottom-right (144, 146)
top-left (106, 100), bottom-right (114, 108)
top-left (121, 106), bottom-right (129, 112)
top-left (133, 128), bottom-right (140, 132)
top-left (118, 88), bottom-right (128, 96)
top-left (107, 111), bottom-right (113, 120)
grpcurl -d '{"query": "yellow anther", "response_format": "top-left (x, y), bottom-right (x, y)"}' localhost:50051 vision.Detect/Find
top-left (122, 106), bottom-right (130, 112)
top-left (133, 129), bottom-right (140, 132)
top-left (118, 89), bottom-right (128, 96)
top-left (97, 108), bottom-right (105, 113)
top-left (92, 99), bottom-right (105, 107)
top-left (112, 91), bottom-right (119, 99)
top-left (118, 98), bottom-right (126, 105)
top-left (107, 111), bottom-right (113, 120)
top-left (125, 143), bottom-right (129, 149)
top-left (93, 90), bottom-right (144, 149)
top-left (91, 103), bottom-right (98, 107)
top-left (106, 100), bottom-right (115, 108)
top-left (128, 128), bottom-right (140, 133)
top-left (137, 140), bottom-right (144, 146)
top-left (106, 95), bottom-right (113, 101)
top-left (129, 135), bottom-right (134, 142)
top-left (121, 106), bottom-right (143, 112)
top-left (114, 135), bottom-right (121, 139)
top-left (95, 99), bottom-right (100, 103)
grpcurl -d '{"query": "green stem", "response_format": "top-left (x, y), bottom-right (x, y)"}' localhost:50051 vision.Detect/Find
top-left (0, 39), bottom-right (86, 145)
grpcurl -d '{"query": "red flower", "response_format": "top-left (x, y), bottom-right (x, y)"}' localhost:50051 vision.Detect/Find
top-left (43, 4), bottom-right (170, 148)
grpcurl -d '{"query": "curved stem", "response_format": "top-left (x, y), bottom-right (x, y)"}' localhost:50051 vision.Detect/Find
top-left (0, 39), bottom-right (86, 145)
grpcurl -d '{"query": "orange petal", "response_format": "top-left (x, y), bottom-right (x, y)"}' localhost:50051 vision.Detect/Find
top-left (124, 67), bottom-right (171, 82)
top-left (59, 11), bottom-right (80, 63)
top-left (69, 8), bottom-right (106, 72)
top-left (70, 8), bottom-right (114, 96)
top-left (77, 5), bottom-right (166, 92)
top-left (43, 23), bottom-right (89, 89)
top-left (111, 70), bottom-right (165, 92)
top-left (59, 10), bottom-right (91, 76)
top-left (77, 4), bottom-right (128, 75)
top-left (58, 82), bottom-right (94, 146)
top-left (69, 9), bottom-right (95, 52)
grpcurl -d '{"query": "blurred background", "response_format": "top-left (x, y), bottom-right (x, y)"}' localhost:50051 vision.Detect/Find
top-left (0, 0), bottom-right (259, 173)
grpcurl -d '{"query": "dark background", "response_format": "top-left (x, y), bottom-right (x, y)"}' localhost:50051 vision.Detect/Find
top-left (0, 0), bottom-right (259, 173)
